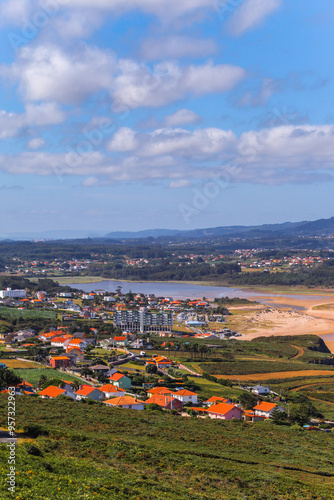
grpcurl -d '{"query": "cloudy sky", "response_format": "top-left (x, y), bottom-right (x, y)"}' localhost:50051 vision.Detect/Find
top-left (0, 0), bottom-right (333, 234)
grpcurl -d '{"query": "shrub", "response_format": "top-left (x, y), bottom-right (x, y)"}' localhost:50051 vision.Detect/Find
top-left (25, 443), bottom-right (42, 456)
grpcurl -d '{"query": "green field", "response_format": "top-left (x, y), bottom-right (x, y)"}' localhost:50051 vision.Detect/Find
top-left (0, 307), bottom-right (57, 320)
top-left (13, 368), bottom-right (85, 386)
top-left (1, 396), bottom-right (334, 499)
top-left (199, 360), bottom-right (334, 376)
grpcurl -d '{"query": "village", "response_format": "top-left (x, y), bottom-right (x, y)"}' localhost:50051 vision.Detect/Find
top-left (0, 285), bottom-right (294, 425)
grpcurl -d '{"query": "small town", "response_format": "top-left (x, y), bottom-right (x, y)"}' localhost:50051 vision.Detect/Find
top-left (0, 284), bottom-right (332, 432)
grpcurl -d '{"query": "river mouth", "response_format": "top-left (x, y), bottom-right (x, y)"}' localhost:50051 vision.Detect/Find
top-left (64, 279), bottom-right (334, 303)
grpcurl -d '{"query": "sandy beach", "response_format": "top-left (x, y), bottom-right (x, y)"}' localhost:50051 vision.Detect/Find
top-left (236, 293), bottom-right (334, 352)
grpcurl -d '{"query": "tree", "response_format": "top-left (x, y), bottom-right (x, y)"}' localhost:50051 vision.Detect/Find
top-left (271, 408), bottom-right (288, 425)
top-left (38, 375), bottom-right (47, 388)
top-left (238, 392), bottom-right (257, 410)
top-left (146, 364), bottom-right (157, 374)
top-left (0, 368), bottom-right (22, 390)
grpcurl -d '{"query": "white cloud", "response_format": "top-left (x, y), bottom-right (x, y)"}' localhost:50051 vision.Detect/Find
top-left (238, 78), bottom-right (281, 107)
top-left (107, 127), bottom-right (138, 152)
top-left (0, 111), bottom-right (26, 139)
top-left (2, 43), bottom-right (245, 109)
top-left (113, 61), bottom-right (246, 109)
top-left (141, 36), bottom-right (216, 60)
top-left (2, 124), bottom-right (334, 187)
top-left (65, 0), bottom-right (210, 20)
top-left (169, 179), bottom-right (192, 188)
top-left (0, 0), bottom-right (210, 29)
top-left (227, 0), bottom-right (282, 37)
top-left (164, 109), bottom-right (201, 127)
top-left (25, 102), bottom-right (66, 125)
top-left (140, 128), bottom-right (236, 158)
top-left (4, 44), bottom-right (115, 105)
top-left (26, 137), bottom-right (46, 149)
top-left (0, 104), bottom-right (64, 140)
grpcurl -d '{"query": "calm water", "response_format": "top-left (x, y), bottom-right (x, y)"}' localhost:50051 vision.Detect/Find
top-left (64, 280), bottom-right (334, 302)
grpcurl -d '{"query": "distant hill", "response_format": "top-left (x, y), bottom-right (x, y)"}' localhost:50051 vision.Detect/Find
top-left (4, 216), bottom-right (334, 241)
top-left (104, 229), bottom-right (181, 239)
top-left (104, 217), bottom-right (334, 241)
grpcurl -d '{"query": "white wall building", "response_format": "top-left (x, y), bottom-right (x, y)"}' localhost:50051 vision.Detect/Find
top-left (0, 288), bottom-right (26, 299)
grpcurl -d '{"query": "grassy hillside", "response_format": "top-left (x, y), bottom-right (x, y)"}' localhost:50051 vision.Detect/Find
top-left (0, 396), bottom-right (333, 499)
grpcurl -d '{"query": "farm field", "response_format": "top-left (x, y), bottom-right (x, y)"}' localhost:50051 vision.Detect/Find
top-left (1, 359), bottom-right (41, 369)
top-left (0, 307), bottom-right (57, 320)
top-left (13, 368), bottom-right (85, 386)
top-left (215, 370), bottom-right (334, 381)
top-left (120, 361), bottom-right (145, 371)
top-left (199, 360), bottom-right (334, 376)
top-left (1, 396), bottom-right (334, 499)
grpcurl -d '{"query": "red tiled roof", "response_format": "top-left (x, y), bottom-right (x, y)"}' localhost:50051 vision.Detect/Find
top-left (205, 396), bottom-right (229, 404)
top-left (173, 389), bottom-right (198, 396)
top-left (98, 384), bottom-right (123, 393)
top-left (104, 396), bottom-right (144, 406)
top-left (207, 403), bottom-right (242, 416)
top-left (75, 386), bottom-right (100, 396)
top-left (109, 373), bottom-right (125, 381)
top-left (38, 386), bottom-right (66, 398)
top-left (253, 402), bottom-right (277, 412)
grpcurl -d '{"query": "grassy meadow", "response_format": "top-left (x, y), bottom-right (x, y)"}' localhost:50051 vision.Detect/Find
top-left (1, 396), bottom-right (334, 499)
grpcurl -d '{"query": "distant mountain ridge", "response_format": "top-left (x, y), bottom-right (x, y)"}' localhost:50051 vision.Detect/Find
top-left (2, 216), bottom-right (334, 241)
top-left (105, 217), bottom-right (334, 240)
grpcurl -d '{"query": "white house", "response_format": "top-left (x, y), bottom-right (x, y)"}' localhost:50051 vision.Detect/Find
top-left (172, 389), bottom-right (198, 405)
top-left (104, 296), bottom-right (116, 302)
top-left (67, 339), bottom-right (87, 350)
top-left (82, 294), bottom-right (95, 300)
top-left (252, 385), bottom-right (270, 396)
top-left (253, 402), bottom-right (284, 418)
top-left (104, 396), bottom-right (145, 410)
top-left (98, 384), bottom-right (125, 399)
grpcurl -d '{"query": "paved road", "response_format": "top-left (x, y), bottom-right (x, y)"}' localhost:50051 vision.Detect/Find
top-left (0, 430), bottom-right (17, 443)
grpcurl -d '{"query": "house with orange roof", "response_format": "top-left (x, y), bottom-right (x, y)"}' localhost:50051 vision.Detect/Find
top-left (104, 395), bottom-right (145, 410)
top-left (66, 347), bottom-right (84, 363)
top-left (49, 356), bottom-right (70, 369)
top-left (113, 335), bottom-right (128, 347)
top-left (145, 394), bottom-right (183, 411)
top-left (146, 356), bottom-right (173, 369)
top-left (75, 385), bottom-right (103, 401)
top-left (68, 338), bottom-right (87, 349)
top-left (204, 396), bottom-right (230, 407)
top-left (98, 384), bottom-right (125, 399)
top-left (108, 372), bottom-right (131, 389)
top-left (206, 403), bottom-right (243, 420)
top-left (39, 331), bottom-right (61, 342)
top-left (243, 410), bottom-right (268, 423)
top-left (146, 387), bottom-right (173, 398)
top-left (38, 386), bottom-right (67, 399)
top-left (253, 402), bottom-right (283, 418)
top-left (172, 389), bottom-right (198, 405)
top-left (50, 336), bottom-right (73, 348)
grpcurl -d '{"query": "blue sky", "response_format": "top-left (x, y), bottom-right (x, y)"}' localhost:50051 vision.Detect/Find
top-left (0, 0), bottom-right (333, 235)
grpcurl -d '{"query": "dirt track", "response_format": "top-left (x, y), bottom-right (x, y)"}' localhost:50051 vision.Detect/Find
top-left (290, 345), bottom-right (304, 359)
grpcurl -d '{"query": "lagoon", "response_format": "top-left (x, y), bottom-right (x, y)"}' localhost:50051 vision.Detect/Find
top-left (64, 279), bottom-right (334, 302)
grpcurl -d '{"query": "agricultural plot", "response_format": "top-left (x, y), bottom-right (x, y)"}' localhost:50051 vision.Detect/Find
top-left (13, 368), bottom-right (84, 386)
top-left (199, 360), bottom-right (334, 376)
top-left (0, 307), bottom-right (57, 320)
top-left (1, 359), bottom-right (41, 369)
